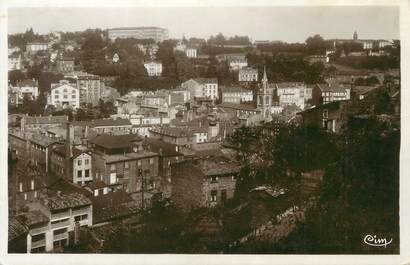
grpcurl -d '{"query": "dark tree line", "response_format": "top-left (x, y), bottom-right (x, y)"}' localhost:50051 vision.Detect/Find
top-left (247, 53), bottom-right (325, 84)
top-left (226, 93), bottom-right (399, 253)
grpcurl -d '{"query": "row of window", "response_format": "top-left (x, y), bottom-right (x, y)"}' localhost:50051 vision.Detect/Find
top-left (210, 189), bottom-right (228, 202)
top-left (210, 175), bottom-right (236, 183)
top-left (109, 158), bottom-right (155, 171)
top-left (55, 89), bottom-right (77, 94)
top-left (31, 143), bottom-right (46, 152)
top-left (224, 93), bottom-right (252, 99)
top-left (240, 74), bottom-right (257, 79)
top-left (322, 92), bottom-right (346, 97)
top-left (74, 214), bottom-right (88, 222)
top-left (205, 84), bottom-right (218, 89)
top-left (19, 180), bottom-right (35, 192)
top-left (22, 191), bottom-right (38, 200)
top-left (77, 159), bottom-right (90, 166)
top-left (55, 94), bottom-right (76, 99)
top-left (77, 169), bottom-right (90, 179)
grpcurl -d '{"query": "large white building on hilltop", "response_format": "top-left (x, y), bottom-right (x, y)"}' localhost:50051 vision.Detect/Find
top-left (144, 61), bottom-right (163, 77)
top-left (329, 30), bottom-right (394, 51)
top-left (48, 80), bottom-right (80, 109)
top-left (185, 48), bottom-right (197, 58)
top-left (108, 27), bottom-right (169, 42)
top-left (26, 42), bottom-right (49, 54)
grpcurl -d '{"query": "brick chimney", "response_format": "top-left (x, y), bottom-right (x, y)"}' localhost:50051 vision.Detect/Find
top-left (65, 122), bottom-right (71, 181)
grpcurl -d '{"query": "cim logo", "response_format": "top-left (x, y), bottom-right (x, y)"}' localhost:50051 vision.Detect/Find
top-left (363, 234), bottom-right (393, 248)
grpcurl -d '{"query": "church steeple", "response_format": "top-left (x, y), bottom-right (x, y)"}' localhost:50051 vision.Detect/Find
top-left (262, 66), bottom-right (268, 92)
top-left (257, 65), bottom-right (272, 120)
top-left (353, 30), bottom-right (358, 41)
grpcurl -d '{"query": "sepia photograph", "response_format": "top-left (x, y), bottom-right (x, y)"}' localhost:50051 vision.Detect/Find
top-left (1, 0), bottom-right (409, 264)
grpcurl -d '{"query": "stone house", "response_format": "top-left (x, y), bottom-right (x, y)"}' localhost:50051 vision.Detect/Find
top-left (171, 157), bottom-right (240, 213)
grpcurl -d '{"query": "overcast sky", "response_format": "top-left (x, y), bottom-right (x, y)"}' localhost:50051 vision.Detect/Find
top-left (8, 6), bottom-right (399, 42)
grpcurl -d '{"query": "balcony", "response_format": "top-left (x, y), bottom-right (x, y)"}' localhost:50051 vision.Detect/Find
top-left (30, 226), bottom-right (49, 236)
top-left (51, 211), bottom-right (70, 221)
top-left (31, 239), bottom-right (46, 249)
top-left (72, 207), bottom-right (90, 216)
top-left (51, 219), bottom-right (70, 229)
top-left (53, 232), bottom-right (68, 242)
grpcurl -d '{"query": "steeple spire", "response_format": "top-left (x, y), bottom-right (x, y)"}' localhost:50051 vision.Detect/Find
top-left (262, 66), bottom-right (268, 92)
top-left (263, 66), bottom-right (268, 82)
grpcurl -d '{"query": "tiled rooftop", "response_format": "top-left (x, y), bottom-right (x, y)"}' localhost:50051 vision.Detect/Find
top-left (72, 118), bottom-right (132, 128)
top-left (8, 217), bottom-right (28, 242)
top-left (197, 159), bottom-right (241, 176)
top-left (17, 79), bottom-right (37, 87)
top-left (275, 82), bottom-right (306, 89)
top-left (52, 145), bottom-right (88, 158)
top-left (150, 126), bottom-right (193, 138)
top-left (24, 115), bottom-right (68, 125)
top-left (45, 193), bottom-right (92, 211)
top-left (316, 83), bottom-right (348, 93)
top-left (19, 210), bottom-right (50, 227)
top-left (90, 134), bottom-right (143, 149)
top-left (221, 86), bottom-right (252, 93)
top-left (102, 150), bottom-right (158, 163)
top-left (145, 138), bottom-right (183, 157)
top-left (218, 102), bottom-right (259, 112)
top-left (193, 77), bottom-right (218, 84)
top-left (29, 134), bottom-right (62, 147)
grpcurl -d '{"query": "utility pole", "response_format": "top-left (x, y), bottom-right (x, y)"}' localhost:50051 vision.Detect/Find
top-left (65, 122), bottom-right (71, 181)
top-left (139, 168), bottom-right (144, 211)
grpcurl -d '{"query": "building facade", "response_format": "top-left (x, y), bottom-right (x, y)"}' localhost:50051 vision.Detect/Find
top-left (144, 61), bottom-right (163, 77)
top-left (89, 134), bottom-right (160, 193)
top-left (171, 157), bottom-right (240, 213)
top-left (50, 146), bottom-right (93, 185)
top-left (239, 67), bottom-right (258, 82)
top-left (312, 83), bottom-right (351, 105)
top-left (49, 80), bottom-right (80, 109)
top-left (275, 82), bottom-right (311, 110)
top-left (20, 115), bottom-right (68, 131)
top-left (56, 57), bottom-right (75, 73)
top-left (8, 54), bottom-right (22, 70)
top-left (76, 74), bottom-right (102, 106)
top-left (24, 193), bottom-right (92, 253)
top-left (26, 42), bottom-right (49, 54)
top-left (220, 86), bottom-right (253, 104)
top-left (181, 78), bottom-right (219, 101)
top-left (185, 48), bottom-right (197, 58)
top-left (8, 80), bottom-right (39, 106)
top-left (108, 27), bottom-right (169, 42)
top-left (229, 58), bottom-right (248, 71)
top-left (298, 100), bottom-right (349, 134)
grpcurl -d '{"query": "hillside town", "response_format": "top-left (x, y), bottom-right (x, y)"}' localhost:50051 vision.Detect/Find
top-left (8, 26), bottom-right (400, 254)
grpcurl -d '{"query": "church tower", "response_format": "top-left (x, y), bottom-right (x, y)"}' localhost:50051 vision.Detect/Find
top-left (257, 66), bottom-right (272, 119)
top-left (353, 30), bottom-right (358, 41)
